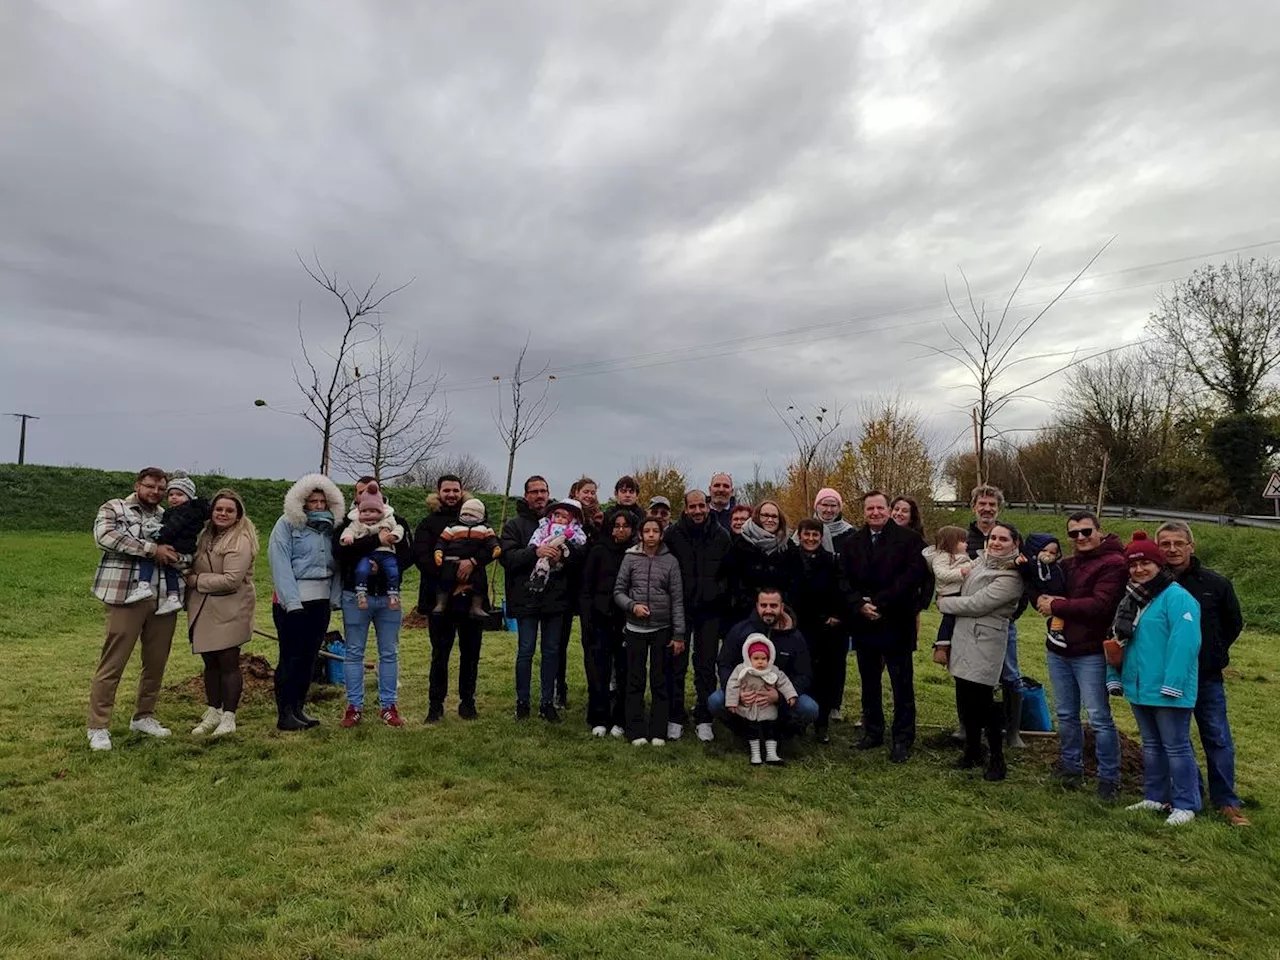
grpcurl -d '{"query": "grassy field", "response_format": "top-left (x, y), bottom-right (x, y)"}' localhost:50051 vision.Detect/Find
top-left (2, 523), bottom-right (1278, 959)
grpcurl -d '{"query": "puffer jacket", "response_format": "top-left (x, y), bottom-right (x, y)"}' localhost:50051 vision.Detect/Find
top-left (613, 543), bottom-right (686, 636)
top-left (1044, 534), bottom-right (1128, 658)
top-left (580, 536), bottom-right (632, 628)
top-left (1106, 581), bottom-right (1201, 708)
top-left (268, 474), bottom-right (345, 611)
top-left (937, 553), bottom-right (1023, 687)
top-left (500, 499), bottom-right (584, 618)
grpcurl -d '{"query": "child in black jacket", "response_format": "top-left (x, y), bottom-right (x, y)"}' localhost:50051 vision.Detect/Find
top-left (126, 474), bottom-right (210, 614)
top-left (1018, 532), bottom-right (1069, 651)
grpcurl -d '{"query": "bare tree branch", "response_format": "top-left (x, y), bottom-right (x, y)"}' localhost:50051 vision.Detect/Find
top-left (493, 336), bottom-right (559, 532)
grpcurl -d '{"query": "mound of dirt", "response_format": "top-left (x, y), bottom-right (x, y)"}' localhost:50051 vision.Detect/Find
top-left (1024, 727), bottom-right (1146, 792)
top-left (172, 652), bottom-right (277, 702)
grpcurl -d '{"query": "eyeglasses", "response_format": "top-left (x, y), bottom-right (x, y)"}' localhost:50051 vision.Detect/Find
top-left (1066, 528), bottom-right (1095, 539)
top-left (759, 512), bottom-right (780, 520)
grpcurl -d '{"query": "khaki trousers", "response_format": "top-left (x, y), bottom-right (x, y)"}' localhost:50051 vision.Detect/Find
top-left (87, 603), bottom-right (177, 728)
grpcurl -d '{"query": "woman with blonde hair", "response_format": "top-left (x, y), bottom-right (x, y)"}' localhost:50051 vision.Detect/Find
top-left (187, 489), bottom-right (259, 738)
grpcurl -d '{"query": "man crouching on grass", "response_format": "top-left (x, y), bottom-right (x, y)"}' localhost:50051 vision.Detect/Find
top-left (85, 466), bottom-right (186, 751)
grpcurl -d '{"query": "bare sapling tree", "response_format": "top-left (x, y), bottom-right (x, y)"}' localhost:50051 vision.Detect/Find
top-left (767, 395), bottom-right (843, 507)
top-left (332, 324), bottom-right (450, 483)
top-left (493, 336), bottom-right (558, 531)
top-left (919, 239), bottom-right (1115, 485)
top-left (293, 253), bottom-right (413, 474)
top-left (394, 452), bottom-right (495, 492)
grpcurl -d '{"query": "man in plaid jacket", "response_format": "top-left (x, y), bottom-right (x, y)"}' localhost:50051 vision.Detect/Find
top-left (86, 466), bottom-right (185, 751)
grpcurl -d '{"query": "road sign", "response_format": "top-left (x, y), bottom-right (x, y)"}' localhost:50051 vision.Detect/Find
top-left (1265, 473), bottom-right (1280, 499)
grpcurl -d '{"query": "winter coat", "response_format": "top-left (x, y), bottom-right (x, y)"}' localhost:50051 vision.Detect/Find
top-left (333, 515), bottom-right (413, 597)
top-left (664, 514), bottom-right (732, 621)
top-left (157, 498), bottom-right (211, 554)
top-left (720, 610), bottom-right (812, 696)
top-left (725, 635), bottom-right (799, 722)
top-left (1041, 534), bottom-right (1128, 658)
top-left (966, 520), bottom-right (989, 560)
top-left (188, 528), bottom-right (257, 654)
top-left (709, 501), bottom-right (736, 532)
top-left (1106, 581), bottom-right (1201, 709)
top-left (924, 546), bottom-right (971, 599)
top-left (1174, 558), bottom-right (1243, 678)
top-left (268, 474), bottom-right (345, 612)
top-left (500, 498), bottom-right (583, 618)
top-left (613, 543), bottom-right (686, 636)
top-left (937, 553), bottom-right (1024, 687)
top-left (580, 537), bottom-right (632, 628)
top-left (723, 532), bottom-right (790, 624)
top-left (780, 544), bottom-right (845, 642)
top-left (839, 522), bottom-right (929, 653)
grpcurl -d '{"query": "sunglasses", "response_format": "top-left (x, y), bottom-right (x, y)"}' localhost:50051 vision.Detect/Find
top-left (1066, 528), bottom-right (1095, 539)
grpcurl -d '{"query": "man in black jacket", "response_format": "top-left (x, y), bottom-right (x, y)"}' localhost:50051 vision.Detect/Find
top-left (708, 472), bottom-right (737, 532)
top-left (1157, 521), bottom-right (1249, 826)
top-left (500, 475), bottom-right (583, 722)
top-left (840, 490), bottom-right (929, 762)
top-left (410, 474), bottom-right (485, 723)
top-left (664, 489), bottom-right (732, 742)
top-left (709, 588), bottom-right (819, 738)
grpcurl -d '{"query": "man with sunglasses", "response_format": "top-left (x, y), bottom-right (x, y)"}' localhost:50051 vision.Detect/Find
top-left (1032, 511), bottom-right (1126, 799)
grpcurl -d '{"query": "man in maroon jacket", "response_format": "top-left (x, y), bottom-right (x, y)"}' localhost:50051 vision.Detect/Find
top-left (1032, 511), bottom-right (1126, 799)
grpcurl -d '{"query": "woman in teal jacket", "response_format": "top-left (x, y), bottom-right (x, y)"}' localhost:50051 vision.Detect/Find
top-left (268, 474), bottom-right (345, 732)
top-left (1106, 532), bottom-right (1202, 826)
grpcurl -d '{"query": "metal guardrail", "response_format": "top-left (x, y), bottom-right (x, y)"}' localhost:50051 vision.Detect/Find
top-left (930, 501), bottom-right (1280, 532)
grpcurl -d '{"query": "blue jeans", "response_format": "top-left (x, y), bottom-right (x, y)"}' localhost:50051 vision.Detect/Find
top-left (341, 591), bottom-right (401, 709)
top-left (1001, 621), bottom-right (1022, 687)
top-left (707, 689), bottom-right (820, 726)
top-left (1131, 703), bottom-right (1201, 812)
top-left (136, 558), bottom-right (180, 595)
top-left (1046, 651), bottom-right (1120, 783)
top-left (516, 615), bottom-right (563, 708)
top-left (355, 553), bottom-right (400, 593)
top-left (1195, 677), bottom-right (1239, 808)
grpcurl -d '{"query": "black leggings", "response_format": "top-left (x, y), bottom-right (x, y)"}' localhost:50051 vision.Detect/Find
top-left (202, 649), bottom-right (244, 712)
top-left (955, 677), bottom-right (1002, 758)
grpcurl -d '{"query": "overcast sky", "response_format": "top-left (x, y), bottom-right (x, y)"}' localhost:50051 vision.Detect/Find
top-left (3, 0), bottom-right (1279, 502)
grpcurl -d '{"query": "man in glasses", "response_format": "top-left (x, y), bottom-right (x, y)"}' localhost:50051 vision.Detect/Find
top-left (1157, 521), bottom-right (1249, 827)
top-left (1032, 511), bottom-right (1126, 799)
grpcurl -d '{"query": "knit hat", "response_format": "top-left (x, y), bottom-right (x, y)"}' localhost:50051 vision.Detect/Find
top-left (357, 480), bottom-right (385, 516)
top-left (742, 632), bottom-right (775, 666)
top-left (1124, 530), bottom-right (1164, 566)
top-left (460, 498), bottom-right (486, 521)
top-left (814, 487), bottom-right (843, 510)
top-left (550, 498), bottom-right (584, 522)
top-left (167, 476), bottom-right (196, 500)
top-left (748, 641), bottom-right (770, 659)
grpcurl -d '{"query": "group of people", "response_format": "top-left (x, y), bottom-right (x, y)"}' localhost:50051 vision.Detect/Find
top-left (84, 467), bottom-right (1249, 826)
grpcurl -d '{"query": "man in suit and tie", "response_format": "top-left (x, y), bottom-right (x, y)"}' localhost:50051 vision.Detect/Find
top-left (840, 490), bottom-right (930, 763)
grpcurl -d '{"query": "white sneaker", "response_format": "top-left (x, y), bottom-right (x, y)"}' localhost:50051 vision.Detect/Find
top-left (87, 728), bottom-right (112, 751)
top-left (631, 737), bottom-right (648, 746)
top-left (156, 594), bottom-right (184, 616)
top-left (211, 711), bottom-right (237, 737)
top-left (192, 707), bottom-right (222, 735)
top-left (666, 722), bottom-right (683, 741)
top-left (1126, 799), bottom-right (1166, 812)
top-left (1166, 809), bottom-right (1196, 827)
top-left (591, 725), bottom-right (607, 738)
top-left (695, 722), bottom-right (714, 742)
top-left (650, 738), bottom-right (665, 747)
top-left (129, 716), bottom-right (171, 738)
top-left (610, 726), bottom-right (624, 739)
top-left (124, 581), bottom-right (154, 604)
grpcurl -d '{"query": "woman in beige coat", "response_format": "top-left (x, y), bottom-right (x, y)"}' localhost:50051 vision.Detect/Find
top-left (936, 522), bottom-right (1023, 782)
top-left (187, 489), bottom-right (259, 738)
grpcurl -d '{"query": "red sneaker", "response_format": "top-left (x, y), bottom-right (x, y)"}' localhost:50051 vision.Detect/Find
top-left (379, 705), bottom-right (404, 728)
top-left (341, 705), bottom-right (361, 728)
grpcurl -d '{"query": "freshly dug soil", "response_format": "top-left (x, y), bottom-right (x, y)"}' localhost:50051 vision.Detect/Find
top-left (1024, 726), bottom-right (1147, 792)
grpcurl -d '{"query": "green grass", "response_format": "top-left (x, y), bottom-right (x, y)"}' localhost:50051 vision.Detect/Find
top-left (2, 533), bottom-right (1279, 959)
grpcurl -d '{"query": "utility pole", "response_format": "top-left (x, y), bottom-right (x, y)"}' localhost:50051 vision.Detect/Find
top-left (7, 413), bottom-right (39, 465)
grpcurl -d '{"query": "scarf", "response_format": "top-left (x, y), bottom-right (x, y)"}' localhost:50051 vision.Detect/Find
top-left (819, 514), bottom-right (853, 553)
top-left (1110, 568), bottom-right (1175, 644)
top-left (739, 518), bottom-right (786, 555)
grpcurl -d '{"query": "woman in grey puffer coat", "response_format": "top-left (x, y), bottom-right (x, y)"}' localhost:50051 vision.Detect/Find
top-left (615, 517), bottom-right (686, 746)
top-left (936, 522), bottom-right (1024, 782)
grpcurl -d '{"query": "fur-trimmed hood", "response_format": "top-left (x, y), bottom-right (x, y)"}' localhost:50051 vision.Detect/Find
top-left (283, 474), bottom-right (345, 528)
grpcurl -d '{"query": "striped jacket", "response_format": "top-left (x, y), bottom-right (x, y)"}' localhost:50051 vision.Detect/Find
top-left (92, 495), bottom-right (188, 606)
